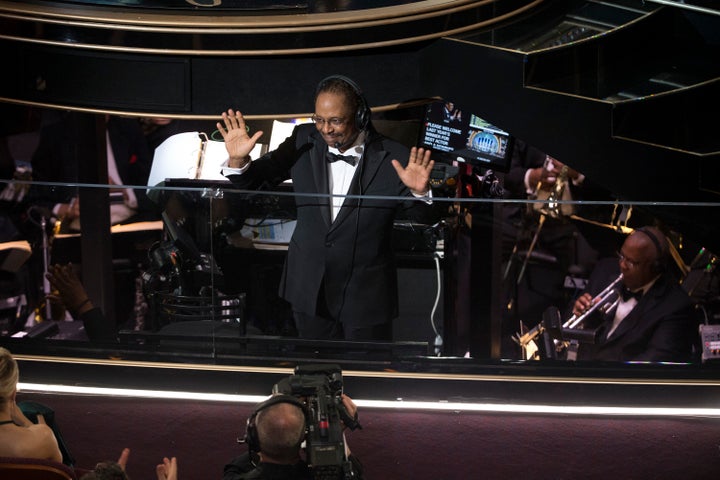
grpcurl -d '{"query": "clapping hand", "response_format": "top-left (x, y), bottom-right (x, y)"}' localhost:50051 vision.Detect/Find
top-left (156, 456), bottom-right (178, 480)
top-left (45, 263), bottom-right (91, 314)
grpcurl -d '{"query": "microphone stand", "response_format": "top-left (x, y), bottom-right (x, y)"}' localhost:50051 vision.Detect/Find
top-left (515, 213), bottom-right (546, 286)
top-left (515, 161), bottom-right (569, 286)
top-left (41, 216), bottom-right (53, 321)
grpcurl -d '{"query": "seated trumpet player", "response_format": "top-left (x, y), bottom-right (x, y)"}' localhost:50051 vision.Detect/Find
top-left (571, 226), bottom-right (697, 363)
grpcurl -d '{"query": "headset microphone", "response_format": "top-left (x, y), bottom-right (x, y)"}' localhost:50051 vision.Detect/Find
top-left (333, 133), bottom-right (357, 151)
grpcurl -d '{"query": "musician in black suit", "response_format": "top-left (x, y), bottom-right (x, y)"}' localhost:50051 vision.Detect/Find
top-left (29, 111), bottom-right (159, 229)
top-left (572, 226), bottom-right (696, 362)
top-left (217, 75), bottom-right (438, 341)
top-left (27, 111), bottom-right (160, 330)
top-left (503, 138), bottom-right (597, 272)
top-left (501, 139), bottom-right (601, 358)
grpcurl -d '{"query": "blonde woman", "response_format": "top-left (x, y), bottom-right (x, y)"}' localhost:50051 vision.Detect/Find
top-left (0, 347), bottom-right (63, 463)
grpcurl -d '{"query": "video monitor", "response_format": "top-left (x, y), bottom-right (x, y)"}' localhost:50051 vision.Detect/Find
top-left (419, 100), bottom-right (513, 172)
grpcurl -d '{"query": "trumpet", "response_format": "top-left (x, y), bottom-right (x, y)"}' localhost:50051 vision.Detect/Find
top-left (514, 273), bottom-right (624, 349)
top-left (564, 273), bottom-right (624, 330)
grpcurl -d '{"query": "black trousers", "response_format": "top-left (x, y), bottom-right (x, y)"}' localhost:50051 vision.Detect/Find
top-left (293, 286), bottom-right (392, 341)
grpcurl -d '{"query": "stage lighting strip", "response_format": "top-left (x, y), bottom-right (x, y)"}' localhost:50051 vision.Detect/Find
top-left (18, 382), bottom-right (720, 418)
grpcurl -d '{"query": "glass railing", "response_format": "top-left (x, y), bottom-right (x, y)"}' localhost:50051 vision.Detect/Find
top-left (2, 170), bottom-right (718, 375)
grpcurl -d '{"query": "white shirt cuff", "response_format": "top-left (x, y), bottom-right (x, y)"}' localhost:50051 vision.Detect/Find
top-left (221, 159), bottom-right (251, 176)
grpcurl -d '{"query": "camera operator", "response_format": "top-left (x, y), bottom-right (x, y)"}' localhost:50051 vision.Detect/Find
top-left (224, 389), bottom-right (363, 479)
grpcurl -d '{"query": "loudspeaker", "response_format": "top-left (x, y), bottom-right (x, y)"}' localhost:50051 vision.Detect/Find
top-left (315, 75), bottom-right (370, 131)
top-left (241, 394), bottom-right (308, 456)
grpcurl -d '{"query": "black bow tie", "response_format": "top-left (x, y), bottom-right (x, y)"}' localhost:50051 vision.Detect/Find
top-left (621, 287), bottom-right (643, 302)
top-left (326, 152), bottom-right (357, 166)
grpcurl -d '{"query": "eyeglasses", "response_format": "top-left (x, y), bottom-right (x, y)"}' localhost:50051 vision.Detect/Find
top-left (616, 251), bottom-right (645, 269)
top-left (311, 115), bottom-right (347, 127)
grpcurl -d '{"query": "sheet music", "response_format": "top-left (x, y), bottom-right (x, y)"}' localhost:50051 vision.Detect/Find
top-left (148, 132), bottom-right (266, 187)
top-left (269, 118), bottom-right (313, 151)
top-left (202, 138), bottom-right (236, 180)
top-left (148, 132), bottom-right (203, 187)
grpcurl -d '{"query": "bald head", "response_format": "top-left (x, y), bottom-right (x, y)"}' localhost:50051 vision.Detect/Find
top-left (256, 401), bottom-right (306, 462)
top-left (620, 226), bottom-right (669, 290)
top-left (633, 226), bottom-right (668, 261)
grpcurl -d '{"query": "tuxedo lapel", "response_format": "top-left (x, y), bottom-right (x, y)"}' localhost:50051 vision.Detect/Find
top-left (601, 279), bottom-right (667, 344)
top-left (356, 139), bottom-right (386, 192)
top-left (604, 301), bottom-right (642, 343)
top-left (330, 161), bottom-right (362, 229)
top-left (309, 139), bottom-right (332, 228)
top-left (597, 305), bottom-right (617, 342)
top-left (329, 140), bottom-right (387, 229)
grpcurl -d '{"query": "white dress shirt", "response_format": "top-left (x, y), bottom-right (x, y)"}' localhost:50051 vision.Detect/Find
top-left (605, 276), bottom-right (659, 339)
top-left (327, 133), bottom-right (365, 222)
top-left (221, 131), bottom-right (431, 223)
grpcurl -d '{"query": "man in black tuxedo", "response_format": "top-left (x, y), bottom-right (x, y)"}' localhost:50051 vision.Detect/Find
top-left (572, 226), bottom-right (696, 362)
top-left (217, 75), bottom-right (438, 341)
top-left (501, 139), bottom-right (601, 359)
top-left (27, 111), bottom-right (160, 330)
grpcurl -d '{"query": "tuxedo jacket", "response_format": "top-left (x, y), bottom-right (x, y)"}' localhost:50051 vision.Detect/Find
top-left (226, 123), bottom-right (438, 329)
top-left (576, 258), bottom-right (696, 363)
top-left (504, 139), bottom-right (548, 200)
top-left (505, 139), bottom-right (592, 202)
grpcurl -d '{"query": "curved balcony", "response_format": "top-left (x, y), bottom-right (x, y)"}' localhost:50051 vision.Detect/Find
top-left (1, 0), bottom-right (719, 414)
top-left (0, 0), bottom-right (540, 116)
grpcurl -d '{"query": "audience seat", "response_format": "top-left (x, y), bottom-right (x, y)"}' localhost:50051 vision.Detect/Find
top-left (0, 456), bottom-right (78, 480)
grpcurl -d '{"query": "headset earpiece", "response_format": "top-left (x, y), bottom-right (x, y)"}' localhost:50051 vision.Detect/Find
top-left (635, 227), bottom-right (668, 274)
top-left (242, 394), bottom-right (308, 456)
top-left (315, 75), bottom-right (370, 131)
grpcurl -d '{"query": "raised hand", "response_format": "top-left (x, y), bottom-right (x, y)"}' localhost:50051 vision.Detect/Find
top-left (216, 109), bottom-right (264, 168)
top-left (156, 456), bottom-right (178, 480)
top-left (391, 147), bottom-right (434, 196)
top-left (117, 448), bottom-right (130, 471)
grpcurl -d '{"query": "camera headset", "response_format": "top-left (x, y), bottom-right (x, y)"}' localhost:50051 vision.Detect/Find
top-left (634, 227), bottom-right (669, 274)
top-left (314, 75), bottom-right (371, 148)
top-left (240, 394), bottom-right (311, 456)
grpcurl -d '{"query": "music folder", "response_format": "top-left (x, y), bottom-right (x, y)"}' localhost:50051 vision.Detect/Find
top-left (147, 132), bottom-right (266, 189)
top-left (147, 132), bottom-right (229, 189)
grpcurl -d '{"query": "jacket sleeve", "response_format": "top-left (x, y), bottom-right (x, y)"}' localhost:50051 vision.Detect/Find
top-left (225, 125), bottom-right (310, 190)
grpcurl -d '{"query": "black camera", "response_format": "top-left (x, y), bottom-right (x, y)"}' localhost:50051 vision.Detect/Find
top-left (144, 211), bottom-right (223, 297)
top-left (272, 364), bottom-right (360, 480)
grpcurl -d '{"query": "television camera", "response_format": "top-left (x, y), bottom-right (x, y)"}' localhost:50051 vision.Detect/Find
top-left (272, 364), bottom-right (361, 480)
top-left (143, 211), bottom-right (222, 297)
